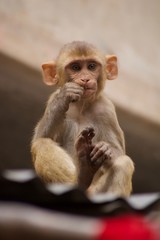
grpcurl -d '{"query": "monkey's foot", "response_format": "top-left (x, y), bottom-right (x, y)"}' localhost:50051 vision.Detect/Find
top-left (75, 128), bottom-right (108, 171)
top-left (75, 127), bottom-right (95, 158)
top-left (75, 127), bottom-right (98, 190)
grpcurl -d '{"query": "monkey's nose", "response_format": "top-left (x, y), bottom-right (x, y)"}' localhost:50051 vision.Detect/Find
top-left (81, 78), bottom-right (89, 82)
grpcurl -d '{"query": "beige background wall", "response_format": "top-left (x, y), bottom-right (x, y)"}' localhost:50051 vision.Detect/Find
top-left (0, 0), bottom-right (160, 192)
top-left (0, 0), bottom-right (160, 124)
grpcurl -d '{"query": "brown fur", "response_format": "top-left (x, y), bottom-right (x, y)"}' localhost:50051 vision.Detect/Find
top-left (31, 41), bottom-right (134, 196)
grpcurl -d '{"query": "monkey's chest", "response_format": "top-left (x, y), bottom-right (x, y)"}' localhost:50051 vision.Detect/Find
top-left (68, 114), bottom-right (96, 134)
top-left (62, 115), bottom-right (100, 155)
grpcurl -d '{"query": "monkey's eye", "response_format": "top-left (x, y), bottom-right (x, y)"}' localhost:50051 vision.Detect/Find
top-left (71, 63), bottom-right (81, 71)
top-left (88, 62), bottom-right (97, 71)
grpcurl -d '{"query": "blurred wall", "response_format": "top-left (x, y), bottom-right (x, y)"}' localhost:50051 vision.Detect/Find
top-left (0, 0), bottom-right (160, 123)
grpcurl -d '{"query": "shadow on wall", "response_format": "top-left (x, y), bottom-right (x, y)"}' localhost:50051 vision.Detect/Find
top-left (0, 53), bottom-right (160, 194)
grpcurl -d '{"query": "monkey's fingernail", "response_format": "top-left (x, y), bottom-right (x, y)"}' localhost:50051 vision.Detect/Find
top-left (90, 152), bottom-right (93, 157)
top-left (91, 156), bottom-right (96, 162)
top-left (91, 159), bottom-right (94, 164)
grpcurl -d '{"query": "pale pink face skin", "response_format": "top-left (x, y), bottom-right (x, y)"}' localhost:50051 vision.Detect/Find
top-left (65, 59), bottom-right (102, 98)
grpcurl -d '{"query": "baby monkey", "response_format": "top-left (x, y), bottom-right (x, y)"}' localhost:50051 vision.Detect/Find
top-left (31, 41), bottom-right (134, 196)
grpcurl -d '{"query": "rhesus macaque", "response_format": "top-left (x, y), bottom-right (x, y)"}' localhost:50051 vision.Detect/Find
top-left (31, 41), bottom-right (134, 196)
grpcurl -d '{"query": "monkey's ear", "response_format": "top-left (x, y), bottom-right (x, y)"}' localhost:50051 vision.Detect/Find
top-left (105, 55), bottom-right (118, 80)
top-left (41, 62), bottom-right (58, 86)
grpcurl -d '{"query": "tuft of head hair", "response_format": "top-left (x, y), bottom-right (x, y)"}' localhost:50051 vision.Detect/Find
top-left (56, 41), bottom-right (105, 67)
top-left (59, 41), bottom-right (97, 57)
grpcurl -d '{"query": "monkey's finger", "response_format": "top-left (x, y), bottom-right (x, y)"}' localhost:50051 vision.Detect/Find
top-left (106, 149), bottom-right (112, 159)
top-left (66, 85), bottom-right (84, 94)
top-left (90, 144), bottom-right (109, 162)
top-left (93, 155), bottom-right (106, 167)
top-left (66, 86), bottom-right (84, 97)
top-left (90, 149), bottom-right (104, 162)
top-left (90, 142), bottom-right (106, 157)
top-left (68, 91), bottom-right (84, 98)
top-left (69, 87), bottom-right (84, 93)
top-left (70, 93), bottom-right (83, 102)
top-left (65, 82), bottom-right (84, 90)
top-left (100, 147), bottom-right (112, 161)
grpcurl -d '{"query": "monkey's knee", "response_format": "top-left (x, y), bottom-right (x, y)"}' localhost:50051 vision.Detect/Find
top-left (114, 155), bottom-right (134, 174)
top-left (31, 138), bottom-right (76, 184)
top-left (88, 156), bottom-right (134, 196)
top-left (108, 155), bottom-right (135, 196)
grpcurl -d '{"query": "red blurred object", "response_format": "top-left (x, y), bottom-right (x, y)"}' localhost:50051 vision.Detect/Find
top-left (97, 215), bottom-right (157, 240)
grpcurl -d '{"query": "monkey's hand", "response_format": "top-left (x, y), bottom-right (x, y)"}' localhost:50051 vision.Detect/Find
top-left (60, 82), bottom-right (84, 106)
top-left (90, 141), bottom-right (112, 167)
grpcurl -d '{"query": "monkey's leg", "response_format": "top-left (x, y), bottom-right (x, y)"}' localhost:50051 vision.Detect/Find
top-left (87, 155), bottom-right (134, 197)
top-left (31, 138), bottom-right (76, 184)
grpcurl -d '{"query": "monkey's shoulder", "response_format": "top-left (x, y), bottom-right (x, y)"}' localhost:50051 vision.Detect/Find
top-left (92, 95), bottom-right (116, 116)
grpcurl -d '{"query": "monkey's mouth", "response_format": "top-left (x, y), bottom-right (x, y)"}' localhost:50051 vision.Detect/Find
top-left (83, 87), bottom-right (96, 96)
top-left (84, 86), bottom-right (95, 90)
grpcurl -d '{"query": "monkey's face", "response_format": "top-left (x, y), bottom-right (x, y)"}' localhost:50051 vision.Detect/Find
top-left (65, 59), bottom-right (102, 97)
top-left (42, 42), bottom-right (118, 89)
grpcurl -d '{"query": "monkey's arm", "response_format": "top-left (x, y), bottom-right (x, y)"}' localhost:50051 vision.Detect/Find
top-left (31, 83), bottom-right (84, 183)
top-left (96, 97), bottom-right (126, 157)
top-left (33, 90), bottom-right (67, 140)
top-left (87, 101), bottom-right (134, 196)
top-left (33, 83), bottom-right (84, 140)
